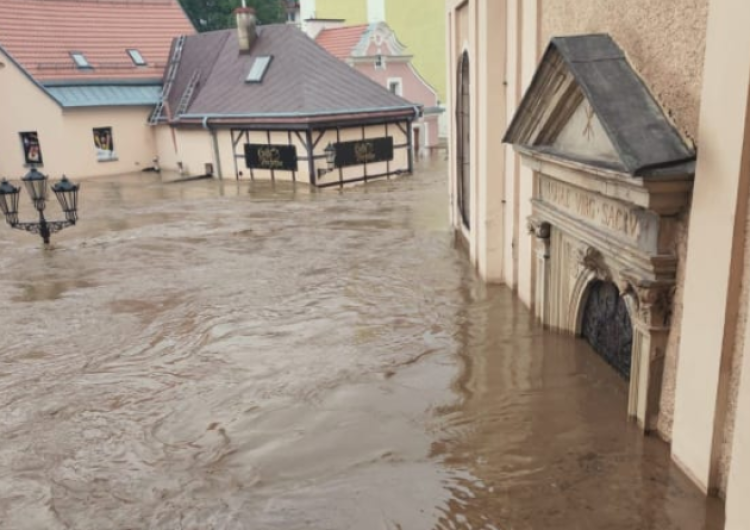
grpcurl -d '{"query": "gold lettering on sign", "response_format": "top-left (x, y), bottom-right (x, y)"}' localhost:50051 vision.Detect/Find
top-left (257, 147), bottom-right (284, 169)
top-left (354, 142), bottom-right (376, 163)
top-left (541, 178), bottom-right (642, 240)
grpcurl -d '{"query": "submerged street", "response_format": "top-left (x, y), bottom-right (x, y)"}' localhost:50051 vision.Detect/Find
top-left (0, 158), bottom-right (724, 530)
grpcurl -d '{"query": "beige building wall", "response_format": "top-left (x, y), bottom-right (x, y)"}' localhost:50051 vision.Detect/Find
top-left (0, 50), bottom-right (64, 178)
top-left (160, 123), bottom-right (410, 186)
top-left (61, 107), bottom-right (157, 177)
top-left (726, 312), bottom-right (750, 529)
top-left (672, 0), bottom-right (750, 496)
top-left (0, 49), bottom-right (158, 180)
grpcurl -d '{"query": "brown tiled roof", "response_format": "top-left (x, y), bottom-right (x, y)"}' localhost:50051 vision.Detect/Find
top-left (167, 24), bottom-right (417, 124)
top-left (315, 25), bottom-right (368, 59)
top-left (0, 0), bottom-right (195, 82)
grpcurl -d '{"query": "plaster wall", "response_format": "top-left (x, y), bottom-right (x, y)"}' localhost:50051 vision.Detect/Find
top-left (0, 52), bottom-right (64, 178)
top-left (475, 0), bottom-right (507, 283)
top-left (0, 47), bottom-right (158, 180)
top-left (672, 0), bottom-right (750, 493)
top-left (516, 0), bottom-right (540, 307)
top-left (726, 314), bottom-right (750, 529)
top-left (154, 125), bottom-right (180, 172)
top-left (541, 0), bottom-right (708, 142)
top-left (718, 192), bottom-right (750, 494)
top-left (162, 128), bottom-right (214, 178)
top-left (353, 61), bottom-right (438, 109)
top-left (60, 107), bottom-right (157, 178)
top-left (503, 0), bottom-right (520, 289)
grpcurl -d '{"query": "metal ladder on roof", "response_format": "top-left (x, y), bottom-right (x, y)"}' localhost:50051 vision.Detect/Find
top-left (149, 35), bottom-right (186, 125)
top-left (175, 70), bottom-right (201, 117)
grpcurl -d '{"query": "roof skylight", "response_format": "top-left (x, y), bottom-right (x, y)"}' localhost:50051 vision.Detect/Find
top-left (70, 52), bottom-right (91, 69)
top-left (246, 56), bottom-right (272, 83)
top-left (127, 49), bottom-right (147, 66)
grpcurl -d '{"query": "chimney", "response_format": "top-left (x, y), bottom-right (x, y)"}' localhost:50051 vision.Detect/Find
top-left (235, 5), bottom-right (257, 52)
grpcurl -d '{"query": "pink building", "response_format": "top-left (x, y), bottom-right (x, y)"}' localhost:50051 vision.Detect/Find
top-left (315, 22), bottom-right (441, 151)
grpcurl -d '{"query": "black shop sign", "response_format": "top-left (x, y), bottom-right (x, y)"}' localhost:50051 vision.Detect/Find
top-left (244, 144), bottom-right (298, 171)
top-left (333, 137), bottom-right (394, 168)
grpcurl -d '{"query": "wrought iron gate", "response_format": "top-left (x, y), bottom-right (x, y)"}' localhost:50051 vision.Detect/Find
top-left (581, 280), bottom-right (633, 379)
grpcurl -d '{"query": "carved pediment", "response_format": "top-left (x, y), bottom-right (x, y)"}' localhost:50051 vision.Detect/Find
top-left (503, 34), bottom-right (695, 177)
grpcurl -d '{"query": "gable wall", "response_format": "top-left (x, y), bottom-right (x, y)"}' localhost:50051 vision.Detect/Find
top-left (0, 49), bottom-right (64, 178)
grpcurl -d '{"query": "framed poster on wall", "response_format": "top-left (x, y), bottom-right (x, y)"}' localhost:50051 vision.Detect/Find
top-left (93, 127), bottom-right (116, 161)
top-left (19, 131), bottom-right (43, 165)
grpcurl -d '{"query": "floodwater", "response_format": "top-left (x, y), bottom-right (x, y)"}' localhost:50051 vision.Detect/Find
top-left (0, 158), bottom-right (724, 530)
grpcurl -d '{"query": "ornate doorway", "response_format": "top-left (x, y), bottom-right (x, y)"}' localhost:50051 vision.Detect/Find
top-left (581, 280), bottom-right (633, 379)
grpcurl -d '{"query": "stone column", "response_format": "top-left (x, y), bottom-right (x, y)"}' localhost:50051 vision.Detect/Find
top-left (528, 218), bottom-right (551, 325)
top-left (622, 280), bottom-right (675, 432)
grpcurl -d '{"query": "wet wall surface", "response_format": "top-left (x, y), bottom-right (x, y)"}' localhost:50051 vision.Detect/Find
top-left (0, 158), bottom-right (724, 529)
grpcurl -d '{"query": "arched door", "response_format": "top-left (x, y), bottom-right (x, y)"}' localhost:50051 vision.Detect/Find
top-left (456, 51), bottom-right (471, 229)
top-left (581, 280), bottom-right (633, 379)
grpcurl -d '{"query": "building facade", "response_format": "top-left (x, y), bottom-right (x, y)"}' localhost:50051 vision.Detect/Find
top-left (152, 10), bottom-right (417, 187)
top-left (446, 0), bottom-right (750, 528)
top-left (0, 0), bottom-right (194, 180)
top-left (315, 22), bottom-right (442, 151)
top-left (300, 0), bottom-right (446, 115)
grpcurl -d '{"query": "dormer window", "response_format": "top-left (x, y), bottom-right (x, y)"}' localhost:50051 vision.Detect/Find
top-left (127, 49), bottom-right (147, 66)
top-left (246, 56), bottom-right (272, 83)
top-left (70, 52), bottom-right (91, 69)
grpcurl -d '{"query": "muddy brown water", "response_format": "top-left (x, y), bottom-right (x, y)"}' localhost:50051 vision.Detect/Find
top-left (0, 158), bottom-right (724, 529)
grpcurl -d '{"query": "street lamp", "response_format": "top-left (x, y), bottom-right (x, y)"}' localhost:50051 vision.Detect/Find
top-left (0, 167), bottom-right (80, 246)
top-left (324, 142), bottom-right (337, 171)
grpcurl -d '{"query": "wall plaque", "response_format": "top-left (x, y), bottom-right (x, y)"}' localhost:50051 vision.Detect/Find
top-left (334, 137), bottom-right (394, 168)
top-left (244, 144), bottom-right (298, 171)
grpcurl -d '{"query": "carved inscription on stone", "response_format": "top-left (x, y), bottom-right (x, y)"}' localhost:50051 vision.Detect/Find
top-left (540, 177), bottom-right (646, 241)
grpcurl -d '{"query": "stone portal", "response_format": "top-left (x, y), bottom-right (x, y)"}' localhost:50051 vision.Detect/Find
top-left (506, 35), bottom-right (696, 431)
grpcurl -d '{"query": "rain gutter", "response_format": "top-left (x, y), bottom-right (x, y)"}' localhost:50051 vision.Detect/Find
top-left (180, 105), bottom-right (419, 120)
top-left (202, 116), bottom-right (223, 180)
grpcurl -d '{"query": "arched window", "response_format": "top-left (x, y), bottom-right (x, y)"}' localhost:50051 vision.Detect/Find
top-left (456, 51), bottom-right (471, 229)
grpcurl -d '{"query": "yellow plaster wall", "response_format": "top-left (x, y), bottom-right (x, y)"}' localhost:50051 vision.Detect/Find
top-left (385, 0), bottom-right (446, 101)
top-left (315, 0), bottom-right (367, 27)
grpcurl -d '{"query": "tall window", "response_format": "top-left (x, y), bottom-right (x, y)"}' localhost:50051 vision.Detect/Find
top-left (456, 51), bottom-right (471, 229)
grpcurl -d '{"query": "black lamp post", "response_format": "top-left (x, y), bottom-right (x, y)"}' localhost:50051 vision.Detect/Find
top-left (0, 167), bottom-right (80, 246)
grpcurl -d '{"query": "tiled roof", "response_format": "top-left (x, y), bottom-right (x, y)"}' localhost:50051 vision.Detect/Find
top-left (315, 25), bottom-right (369, 60)
top-left (165, 25), bottom-right (416, 124)
top-left (46, 84), bottom-right (162, 107)
top-left (0, 0), bottom-right (195, 82)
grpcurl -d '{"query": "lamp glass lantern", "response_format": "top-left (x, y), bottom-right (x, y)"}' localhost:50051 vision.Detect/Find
top-left (51, 176), bottom-right (80, 223)
top-left (21, 167), bottom-right (49, 209)
top-left (0, 178), bottom-right (20, 225)
top-left (324, 143), bottom-right (337, 171)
